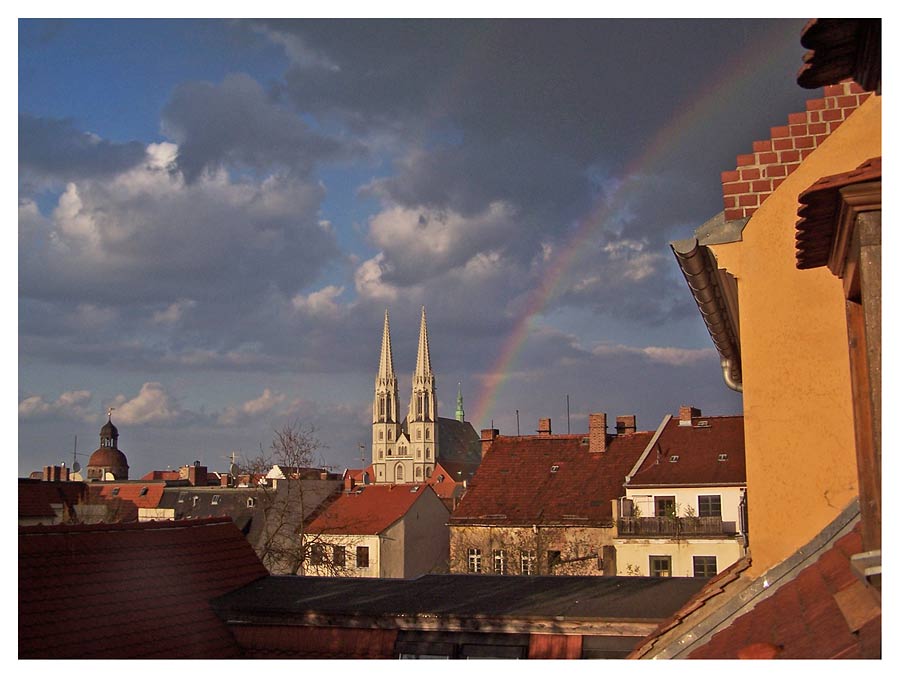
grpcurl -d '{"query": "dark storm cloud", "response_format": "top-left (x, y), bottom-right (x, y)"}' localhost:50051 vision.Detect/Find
top-left (161, 73), bottom-right (363, 182)
top-left (248, 18), bottom-right (810, 310)
top-left (19, 113), bottom-right (147, 188)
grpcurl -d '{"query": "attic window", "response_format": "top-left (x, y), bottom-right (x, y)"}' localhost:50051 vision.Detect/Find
top-left (696, 420), bottom-right (711, 428)
top-left (139, 487), bottom-right (148, 496)
top-left (438, 474), bottom-right (445, 482)
top-left (111, 487), bottom-right (120, 496)
top-left (246, 497), bottom-right (256, 508)
top-left (669, 455), bottom-right (680, 463)
top-left (211, 494), bottom-right (221, 505)
top-left (718, 453), bottom-right (729, 462)
top-left (178, 491), bottom-right (187, 503)
top-left (581, 437), bottom-right (590, 445)
top-left (550, 465), bottom-right (560, 473)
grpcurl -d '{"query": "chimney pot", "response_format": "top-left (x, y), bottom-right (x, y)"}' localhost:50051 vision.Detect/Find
top-left (589, 413), bottom-right (608, 454)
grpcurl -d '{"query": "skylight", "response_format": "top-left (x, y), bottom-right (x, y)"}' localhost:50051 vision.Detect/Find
top-left (718, 453), bottom-right (729, 461)
top-left (550, 465), bottom-right (560, 473)
top-left (669, 455), bottom-right (680, 463)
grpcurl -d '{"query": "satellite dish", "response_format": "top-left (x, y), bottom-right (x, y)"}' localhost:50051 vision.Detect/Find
top-left (72, 461), bottom-right (81, 473)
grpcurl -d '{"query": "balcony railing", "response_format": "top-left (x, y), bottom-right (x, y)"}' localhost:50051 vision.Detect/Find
top-left (617, 516), bottom-right (737, 537)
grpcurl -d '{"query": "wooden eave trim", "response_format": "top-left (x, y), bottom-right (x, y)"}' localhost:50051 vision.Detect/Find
top-left (828, 180), bottom-right (882, 279)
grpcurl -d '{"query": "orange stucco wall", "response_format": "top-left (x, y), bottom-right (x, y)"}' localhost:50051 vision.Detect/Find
top-left (709, 95), bottom-right (880, 576)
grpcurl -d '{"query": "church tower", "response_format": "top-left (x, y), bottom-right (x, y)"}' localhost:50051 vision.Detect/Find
top-left (372, 310), bottom-right (401, 481)
top-left (407, 306), bottom-right (438, 481)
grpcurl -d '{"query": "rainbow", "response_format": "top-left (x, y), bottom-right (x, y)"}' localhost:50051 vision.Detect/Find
top-left (470, 22), bottom-right (801, 428)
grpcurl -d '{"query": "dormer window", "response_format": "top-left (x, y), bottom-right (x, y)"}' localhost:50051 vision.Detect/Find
top-left (111, 487), bottom-right (120, 496)
top-left (139, 487), bottom-right (148, 496)
top-left (247, 497), bottom-right (256, 508)
top-left (211, 494), bottom-right (221, 505)
top-left (550, 465), bottom-right (560, 473)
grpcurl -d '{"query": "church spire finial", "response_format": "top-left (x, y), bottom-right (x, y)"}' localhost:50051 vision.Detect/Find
top-left (415, 306), bottom-right (432, 377)
top-left (456, 382), bottom-right (465, 422)
top-left (377, 309), bottom-right (395, 380)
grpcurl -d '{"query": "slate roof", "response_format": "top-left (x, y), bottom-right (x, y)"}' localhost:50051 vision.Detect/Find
top-left (437, 417), bottom-right (482, 463)
top-left (306, 484), bottom-right (438, 535)
top-left (450, 431), bottom-right (653, 526)
top-left (18, 479), bottom-right (87, 521)
top-left (213, 573), bottom-right (708, 625)
top-left (626, 415), bottom-right (746, 488)
top-left (19, 517), bottom-right (268, 658)
top-left (630, 504), bottom-right (879, 659)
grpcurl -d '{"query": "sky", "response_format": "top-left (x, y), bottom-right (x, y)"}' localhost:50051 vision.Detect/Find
top-left (18, 17), bottom-right (820, 478)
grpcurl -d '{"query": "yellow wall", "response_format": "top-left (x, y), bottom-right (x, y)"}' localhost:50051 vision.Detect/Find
top-left (709, 96), bottom-right (881, 575)
top-left (613, 538), bottom-right (743, 577)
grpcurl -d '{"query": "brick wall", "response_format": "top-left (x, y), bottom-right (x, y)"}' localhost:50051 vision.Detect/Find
top-left (722, 81), bottom-right (873, 221)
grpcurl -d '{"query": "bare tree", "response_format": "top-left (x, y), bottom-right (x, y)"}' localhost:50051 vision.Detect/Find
top-left (241, 422), bottom-right (347, 575)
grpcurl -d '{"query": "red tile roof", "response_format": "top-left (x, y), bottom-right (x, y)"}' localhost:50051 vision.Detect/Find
top-left (687, 522), bottom-right (879, 658)
top-left (306, 484), bottom-right (441, 535)
top-left (140, 469), bottom-right (181, 481)
top-left (450, 432), bottom-right (653, 525)
top-left (19, 517), bottom-right (268, 658)
top-left (86, 481), bottom-right (167, 521)
top-left (626, 416), bottom-right (746, 488)
top-left (18, 479), bottom-right (87, 520)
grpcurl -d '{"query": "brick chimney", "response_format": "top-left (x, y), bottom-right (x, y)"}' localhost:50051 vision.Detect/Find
top-left (589, 413), bottom-right (607, 454)
top-left (42, 464), bottom-right (69, 482)
top-left (344, 474), bottom-right (356, 492)
top-left (186, 462), bottom-right (208, 486)
top-left (679, 405), bottom-right (702, 426)
top-left (537, 418), bottom-right (552, 437)
top-left (616, 415), bottom-right (637, 436)
top-left (481, 428), bottom-right (499, 458)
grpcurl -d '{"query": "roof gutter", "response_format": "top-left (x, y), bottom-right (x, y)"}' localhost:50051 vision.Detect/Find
top-left (671, 219), bottom-right (743, 393)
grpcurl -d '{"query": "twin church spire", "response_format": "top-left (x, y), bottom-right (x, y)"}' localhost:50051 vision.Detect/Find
top-left (372, 307), bottom-right (439, 483)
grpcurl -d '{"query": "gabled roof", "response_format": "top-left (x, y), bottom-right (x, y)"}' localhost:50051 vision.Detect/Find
top-left (450, 432), bottom-right (652, 526)
top-left (85, 481), bottom-right (167, 521)
top-left (18, 479), bottom-right (87, 520)
top-left (307, 484), bottom-right (443, 535)
top-left (19, 517), bottom-right (268, 658)
top-left (625, 415), bottom-right (745, 488)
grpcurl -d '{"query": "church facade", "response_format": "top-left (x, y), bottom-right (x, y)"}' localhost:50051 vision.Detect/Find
top-left (371, 307), bottom-right (480, 485)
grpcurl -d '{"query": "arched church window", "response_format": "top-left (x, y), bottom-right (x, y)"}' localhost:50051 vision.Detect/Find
top-left (417, 429), bottom-right (422, 440)
top-left (388, 429), bottom-right (393, 440)
top-left (424, 396), bottom-right (429, 419)
top-left (417, 448), bottom-right (421, 458)
top-left (425, 447), bottom-right (431, 459)
top-left (388, 448), bottom-right (392, 456)
top-left (395, 464), bottom-right (404, 481)
top-left (379, 449), bottom-right (383, 459)
top-left (426, 467), bottom-right (433, 478)
top-left (379, 431), bottom-right (383, 440)
top-left (416, 467), bottom-right (422, 478)
top-left (425, 429), bottom-right (430, 440)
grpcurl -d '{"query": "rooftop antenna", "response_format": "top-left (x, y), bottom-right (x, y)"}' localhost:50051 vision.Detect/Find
top-left (566, 395), bottom-right (571, 434)
top-left (71, 436), bottom-right (82, 474)
top-left (516, 409), bottom-right (520, 437)
top-left (359, 443), bottom-right (366, 466)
